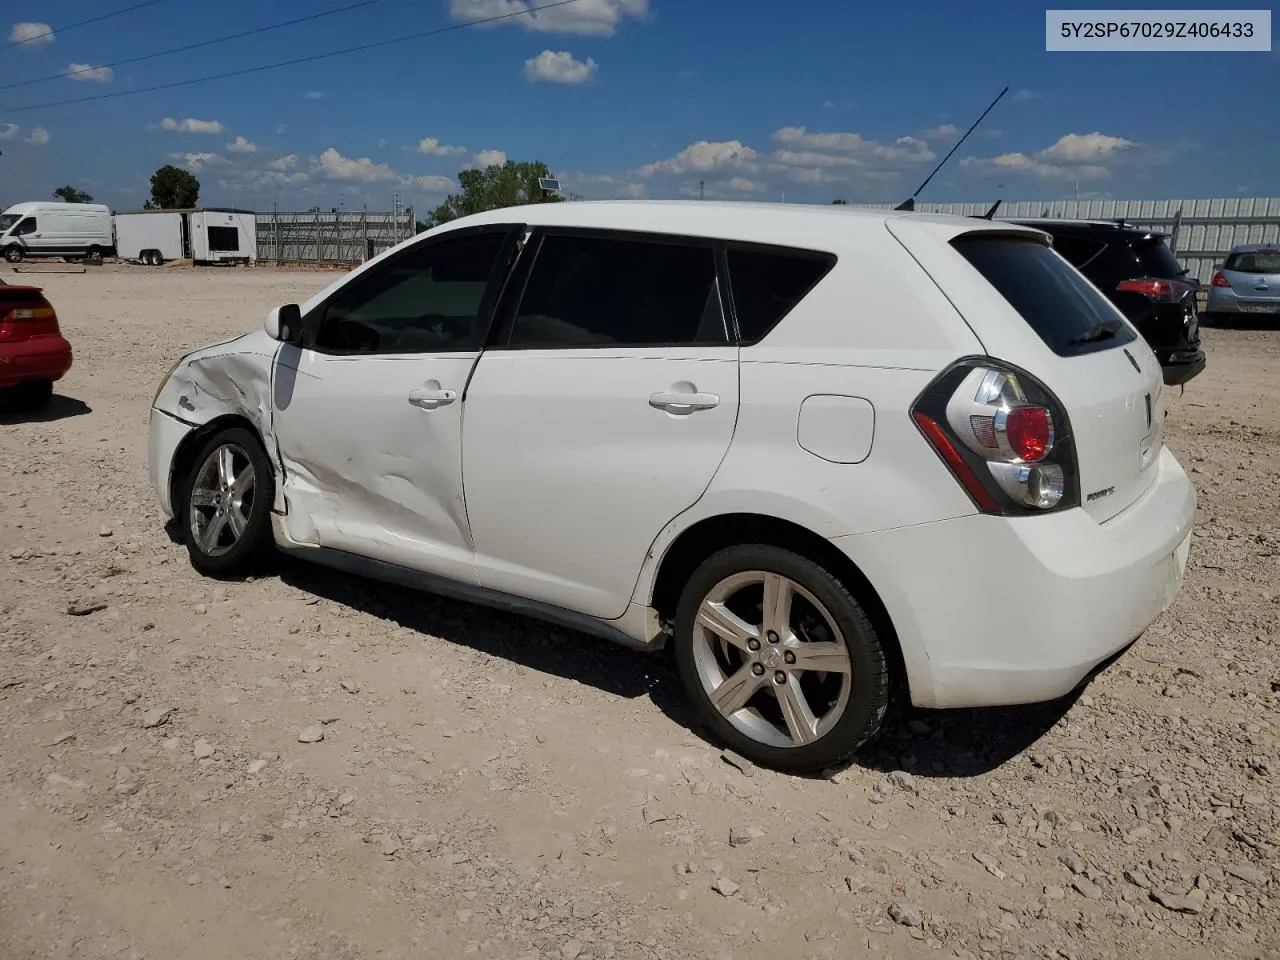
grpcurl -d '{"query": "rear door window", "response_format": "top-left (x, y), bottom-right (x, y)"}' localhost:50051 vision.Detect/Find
top-left (725, 244), bottom-right (837, 344)
top-left (953, 235), bottom-right (1137, 357)
top-left (507, 233), bottom-right (726, 348)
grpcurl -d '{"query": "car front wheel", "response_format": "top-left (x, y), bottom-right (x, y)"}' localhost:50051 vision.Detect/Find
top-left (180, 427), bottom-right (276, 577)
top-left (673, 544), bottom-right (890, 774)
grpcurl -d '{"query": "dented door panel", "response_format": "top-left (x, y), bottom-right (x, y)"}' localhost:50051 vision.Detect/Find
top-left (271, 347), bottom-right (481, 586)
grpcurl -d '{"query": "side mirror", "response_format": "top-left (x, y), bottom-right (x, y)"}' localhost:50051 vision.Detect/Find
top-left (265, 303), bottom-right (303, 344)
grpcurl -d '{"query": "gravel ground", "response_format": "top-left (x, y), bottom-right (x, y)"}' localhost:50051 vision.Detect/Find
top-left (2, 265), bottom-right (1278, 960)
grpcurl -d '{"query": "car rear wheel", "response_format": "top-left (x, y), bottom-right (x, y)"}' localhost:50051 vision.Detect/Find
top-left (673, 544), bottom-right (890, 773)
top-left (1, 379), bottom-right (53, 411)
top-left (180, 427), bottom-right (276, 578)
top-left (85, 246), bottom-right (103, 264)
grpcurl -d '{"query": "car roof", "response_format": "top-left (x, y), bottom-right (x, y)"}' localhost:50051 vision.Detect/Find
top-left (1226, 242), bottom-right (1280, 254)
top-left (442, 200), bottom-right (1049, 251)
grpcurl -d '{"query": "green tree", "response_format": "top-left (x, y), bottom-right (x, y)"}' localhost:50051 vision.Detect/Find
top-left (425, 160), bottom-right (562, 228)
top-left (831, 198), bottom-right (848, 205)
top-left (148, 164), bottom-right (200, 209)
top-left (53, 185), bottom-right (94, 203)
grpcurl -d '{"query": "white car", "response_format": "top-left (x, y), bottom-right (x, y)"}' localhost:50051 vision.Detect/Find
top-left (147, 201), bottom-right (1195, 772)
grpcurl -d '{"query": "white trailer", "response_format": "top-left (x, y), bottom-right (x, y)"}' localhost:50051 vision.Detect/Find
top-left (114, 212), bottom-right (185, 265)
top-left (189, 209), bottom-right (256, 265)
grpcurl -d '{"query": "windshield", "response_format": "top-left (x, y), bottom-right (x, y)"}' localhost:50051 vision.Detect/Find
top-left (0, 214), bottom-right (19, 233)
top-left (1224, 251), bottom-right (1280, 274)
top-left (1131, 236), bottom-right (1186, 279)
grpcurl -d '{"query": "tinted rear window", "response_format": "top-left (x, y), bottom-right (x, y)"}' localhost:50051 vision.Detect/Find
top-left (725, 244), bottom-right (836, 344)
top-left (1131, 236), bottom-right (1185, 280)
top-left (953, 236), bottom-right (1137, 356)
top-left (1224, 251), bottom-right (1280, 274)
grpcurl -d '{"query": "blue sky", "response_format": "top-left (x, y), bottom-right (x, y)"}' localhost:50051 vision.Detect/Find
top-left (0, 0), bottom-right (1275, 215)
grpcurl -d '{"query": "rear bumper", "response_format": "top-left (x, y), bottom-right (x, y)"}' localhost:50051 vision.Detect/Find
top-left (0, 337), bottom-right (72, 387)
top-left (1159, 348), bottom-right (1206, 386)
top-left (1205, 289), bottom-right (1280, 314)
top-left (148, 407), bottom-right (197, 519)
top-left (832, 446), bottom-right (1196, 710)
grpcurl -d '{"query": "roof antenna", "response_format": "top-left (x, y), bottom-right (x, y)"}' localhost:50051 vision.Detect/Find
top-left (894, 85), bottom-right (1009, 212)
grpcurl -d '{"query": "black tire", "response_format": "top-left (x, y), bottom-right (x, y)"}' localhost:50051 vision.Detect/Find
top-left (85, 246), bottom-right (103, 264)
top-left (179, 426), bottom-right (276, 578)
top-left (17, 379), bottom-right (54, 410)
top-left (673, 544), bottom-right (890, 774)
top-left (3, 246), bottom-right (22, 263)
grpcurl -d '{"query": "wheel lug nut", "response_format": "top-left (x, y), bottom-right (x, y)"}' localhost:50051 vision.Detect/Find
top-left (766, 631), bottom-right (779, 644)
top-left (784, 651), bottom-right (796, 665)
top-left (747, 638), bottom-right (760, 651)
top-left (751, 663), bottom-right (765, 676)
top-left (774, 671), bottom-right (786, 685)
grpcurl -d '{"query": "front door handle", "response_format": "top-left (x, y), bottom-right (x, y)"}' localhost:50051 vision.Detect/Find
top-left (408, 386), bottom-right (457, 409)
top-left (649, 391), bottom-right (720, 414)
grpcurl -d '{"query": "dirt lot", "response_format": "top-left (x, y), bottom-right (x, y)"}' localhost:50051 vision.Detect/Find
top-left (2, 264), bottom-right (1278, 960)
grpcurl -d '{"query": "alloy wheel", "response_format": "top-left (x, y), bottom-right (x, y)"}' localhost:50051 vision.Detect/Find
top-left (691, 571), bottom-right (852, 749)
top-left (188, 443), bottom-right (256, 558)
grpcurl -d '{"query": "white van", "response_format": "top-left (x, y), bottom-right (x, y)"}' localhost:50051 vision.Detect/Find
top-left (0, 201), bottom-right (114, 263)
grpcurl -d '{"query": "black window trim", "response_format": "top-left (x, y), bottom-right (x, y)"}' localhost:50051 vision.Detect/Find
top-left (300, 222), bottom-right (525, 357)
top-left (720, 239), bottom-right (839, 347)
top-left (485, 225), bottom-right (734, 351)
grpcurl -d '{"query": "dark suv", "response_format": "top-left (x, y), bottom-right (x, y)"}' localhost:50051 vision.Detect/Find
top-left (1009, 219), bottom-right (1206, 386)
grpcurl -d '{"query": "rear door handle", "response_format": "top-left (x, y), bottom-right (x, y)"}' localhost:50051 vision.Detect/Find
top-left (407, 387), bottom-right (457, 409)
top-left (649, 391), bottom-right (720, 414)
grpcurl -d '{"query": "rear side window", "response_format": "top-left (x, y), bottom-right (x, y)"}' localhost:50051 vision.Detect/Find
top-left (954, 236), bottom-right (1137, 356)
top-left (1224, 250), bottom-right (1280, 274)
top-left (509, 233), bottom-right (726, 348)
top-left (1131, 236), bottom-right (1185, 280)
top-left (725, 245), bottom-right (836, 344)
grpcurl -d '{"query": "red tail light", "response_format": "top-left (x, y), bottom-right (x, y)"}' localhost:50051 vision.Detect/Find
top-left (1004, 405), bottom-right (1052, 463)
top-left (1116, 277), bottom-right (1193, 302)
top-left (911, 361), bottom-right (1078, 515)
top-left (0, 299), bottom-right (60, 342)
top-left (1211, 272), bottom-right (1230, 288)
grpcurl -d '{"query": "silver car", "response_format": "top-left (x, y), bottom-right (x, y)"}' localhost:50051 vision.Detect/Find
top-left (1206, 243), bottom-right (1280, 320)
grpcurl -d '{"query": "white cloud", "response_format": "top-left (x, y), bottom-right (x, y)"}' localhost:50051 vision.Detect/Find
top-left (314, 147), bottom-right (400, 183)
top-left (962, 131), bottom-right (1138, 182)
top-left (728, 176), bottom-right (766, 193)
top-left (1011, 89), bottom-right (1044, 103)
top-left (171, 152), bottom-right (224, 172)
top-left (160, 117), bottom-right (224, 134)
top-left (0, 123), bottom-right (19, 141)
top-left (227, 135), bottom-right (258, 154)
top-left (25, 127), bottom-right (50, 146)
top-left (920, 123), bottom-right (960, 140)
top-left (472, 149), bottom-right (507, 168)
top-left (449, 0), bottom-right (647, 36)
top-left (271, 154), bottom-right (299, 171)
top-left (66, 63), bottom-right (113, 83)
top-left (523, 49), bottom-right (598, 85)
top-left (304, 90), bottom-right (324, 100)
top-left (275, 124), bottom-right (290, 135)
top-left (771, 149), bottom-right (861, 169)
top-left (1038, 132), bottom-right (1137, 164)
top-left (624, 182), bottom-right (646, 199)
top-left (402, 174), bottom-right (456, 192)
top-left (771, 127), bottom-right (935, 165)
top-left (417, 137), bottom-right (467, 156)
top-left (639, 140), bottom-right (758, 177)
top-left (822, 99), bottom-right (853, 110)
top-left (9, 22), bottom-right (53, 45)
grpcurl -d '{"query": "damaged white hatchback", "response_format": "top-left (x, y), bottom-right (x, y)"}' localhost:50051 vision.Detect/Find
top-left (149, 201), bottom-right (1195, 773)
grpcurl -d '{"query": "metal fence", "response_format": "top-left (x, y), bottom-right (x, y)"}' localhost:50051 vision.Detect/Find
top-left (852, 196), bottom-right (1280, 286)
top-left (255, 209), bottom-right (417, 266)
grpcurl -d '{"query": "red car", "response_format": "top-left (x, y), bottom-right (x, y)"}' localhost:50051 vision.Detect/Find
top-left (0, 280), bottom-right (72, 409)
